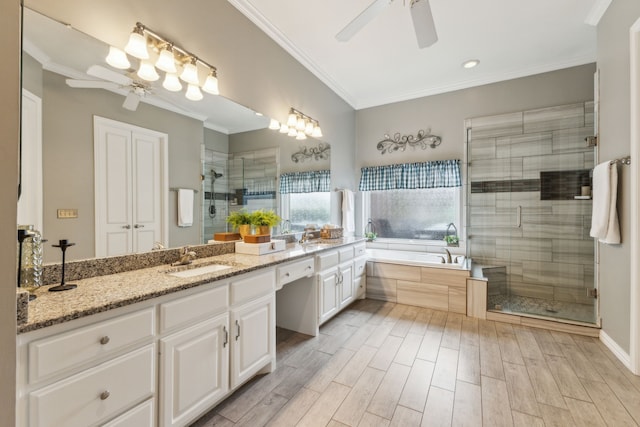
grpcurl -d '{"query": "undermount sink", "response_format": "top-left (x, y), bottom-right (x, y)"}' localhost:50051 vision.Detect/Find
top-left (165, 262), bottom-right (233, 278)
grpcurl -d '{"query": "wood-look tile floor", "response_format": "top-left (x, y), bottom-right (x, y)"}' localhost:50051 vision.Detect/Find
top-left (191, 299), bottom-right (640, 427)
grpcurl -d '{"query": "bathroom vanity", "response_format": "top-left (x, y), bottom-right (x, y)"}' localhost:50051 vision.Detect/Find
top-left (16, 238), bottom-right (365, 427)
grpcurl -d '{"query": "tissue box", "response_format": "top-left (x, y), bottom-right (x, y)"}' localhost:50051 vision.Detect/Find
top-left (320, 227), bottom-right (343, 239)
top-left (235, 239), bottom-right (286, 255)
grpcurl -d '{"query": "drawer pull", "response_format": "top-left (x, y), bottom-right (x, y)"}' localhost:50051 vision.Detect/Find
top-left (223, 326), bottom-right (228, 348)
top-left (306, 265), bottom-right (312, 269)
top-left (100, 390), bottom-right (110, 400)
top-left (285, 272), bottom-right (290, 277)
top-left (99, 336), bottom-right (110, 345)
top-left (235, 320), bottom-right (240, 341)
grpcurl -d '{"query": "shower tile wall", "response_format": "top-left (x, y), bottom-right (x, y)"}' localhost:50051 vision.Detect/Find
top-left (202, 150), bottom-right (229, 242)
top-left (468, 101), bottom-right (595, 307)
top-left (227, 148), bottom-right (279, 219)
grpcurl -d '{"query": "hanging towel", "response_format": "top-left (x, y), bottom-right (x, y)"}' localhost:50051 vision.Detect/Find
top-left (341, 189), bottom-right (355, 233)
top-left (178, 189), bottom-right (194, 227)
top-left (590, 162), bottom-right (620, 244)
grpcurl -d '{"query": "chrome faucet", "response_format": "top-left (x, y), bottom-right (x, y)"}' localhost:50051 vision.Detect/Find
top-left (176, 246), bottom-right (196, 265)
top-left (299, 228), bottom-right (315, 244)
top-left (152, 241), bottom-right (165, 251)
top-left (443, 248), bottom-right (452, 264)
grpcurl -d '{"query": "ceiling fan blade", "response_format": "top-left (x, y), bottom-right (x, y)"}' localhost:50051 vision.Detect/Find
top-left (122, 91), bottom-right (141, 111)
top-left (65, 79), bottom-right (118, 89)
top-left (86, 64), bottom-right (133, 86)
top-left (410, 0), bottom-right (438, 48)
top-left (336, 0), bottom-right (391, 42)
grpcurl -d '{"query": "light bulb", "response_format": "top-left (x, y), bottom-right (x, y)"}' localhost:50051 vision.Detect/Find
top-left (137, 61), bottom-right (159, 81)
top-left (180, 59), bottom-right (200, 85)
top-left (202, 70), bottom-right (219, 95)
top-left (185, 84), bottom-right (203, 101)
top-left (155, 45), bottom-right (177, 73)
top-left (124, 25), bottom-right (149, 59)
top-left (279, 124), bottom-right (289, 134)
top-left (311, 124), bottom-right (323, 138)
top-left (287, 110), bottom-right (298, 127)
top-left (296, 117), bottom-right (306, 131)
top-left (296, 130), bottom-right (307, 140)
top-left (269, 119), bottom-right (280, 130)
top-left (162, 73), bottom-right (182, 92)
top-left (287, 127), bottom-right (297, 137)
top-left (304, 121), bottom-right (314, 135)
top-left (105, 46), bottom-right (130, 69)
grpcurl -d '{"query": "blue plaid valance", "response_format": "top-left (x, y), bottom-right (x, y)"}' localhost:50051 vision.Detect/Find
top-left (359, 160), bottom-right (461, 191)
top-left (280, 170), bottom-right (331, 194)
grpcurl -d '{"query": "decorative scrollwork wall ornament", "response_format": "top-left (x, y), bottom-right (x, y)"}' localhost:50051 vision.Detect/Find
top-left (291, 142), bottom-right (331, 163)
top-left (377, 129), bottom-right (442, 154)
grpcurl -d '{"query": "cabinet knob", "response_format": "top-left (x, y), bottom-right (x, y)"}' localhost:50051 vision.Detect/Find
top-left (285, 272), bottom-right (290, 277)
top-left (99, 336), bottom-right (110, 345)
top-left (134, 224), bottom-right (145, 229)
top-left (100, 390), bottom-right (110, 400)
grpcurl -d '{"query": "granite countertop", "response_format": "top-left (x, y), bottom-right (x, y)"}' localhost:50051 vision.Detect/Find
top-left (18, 237), bottom-right (364, 334)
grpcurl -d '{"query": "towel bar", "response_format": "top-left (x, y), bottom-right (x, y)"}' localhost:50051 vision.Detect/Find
top-left (610, 156), bottom-right (631, 165)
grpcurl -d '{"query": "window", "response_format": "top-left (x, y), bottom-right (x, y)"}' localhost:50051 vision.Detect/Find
top-left (280, 170), bottom-right (331, 231)
top-left (366, 187), bottom-right (460, 240)
top-left (360, 160), bottom-right (462, 241)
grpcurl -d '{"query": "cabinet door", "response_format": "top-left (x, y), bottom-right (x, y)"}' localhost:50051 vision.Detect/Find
top-left (230, 294), bottom-right (275, 389)
top-left (160, 314), bottom-right (229, 427)
top-left (338, 263), bottom-right (354, 310)
top-left (318, 268), bottom-right (339, 324)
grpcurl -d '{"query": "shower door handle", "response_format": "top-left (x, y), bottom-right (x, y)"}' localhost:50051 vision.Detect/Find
top-left (516, 206), bottom-right (522, 228)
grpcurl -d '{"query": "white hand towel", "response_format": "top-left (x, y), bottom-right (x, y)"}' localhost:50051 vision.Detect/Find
top-left (178, 189), bottom-right (194, 227)
top-left (590, 162), bottom-right (620, 244)
top-left (341, 189), bottom-right (355, 233)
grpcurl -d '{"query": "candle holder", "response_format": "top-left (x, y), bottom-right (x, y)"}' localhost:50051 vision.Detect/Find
top-left (49, 239), bottom-right (77, 292)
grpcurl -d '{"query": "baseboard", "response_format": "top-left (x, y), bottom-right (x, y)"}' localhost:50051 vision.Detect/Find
top-left (600, 330), bottom-right (631, 369)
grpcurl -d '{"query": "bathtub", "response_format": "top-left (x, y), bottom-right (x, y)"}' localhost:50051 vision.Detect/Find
top-left (366, 248), bottom-right (468, 270)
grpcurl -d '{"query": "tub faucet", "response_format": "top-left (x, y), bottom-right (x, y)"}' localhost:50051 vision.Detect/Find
top-left (443, 248), bottom-right (452, 263)
top-left (176, 246), bottom-right (196, 265)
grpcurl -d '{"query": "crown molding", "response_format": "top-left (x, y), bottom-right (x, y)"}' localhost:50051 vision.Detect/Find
top-left (584, 0), bottom-right (613, 26)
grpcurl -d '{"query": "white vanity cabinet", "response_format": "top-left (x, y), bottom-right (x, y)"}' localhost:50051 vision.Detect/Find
top-left (353, 243), bottom-right (367, 299)
top-left (316, 243), bottom-right (361, 325)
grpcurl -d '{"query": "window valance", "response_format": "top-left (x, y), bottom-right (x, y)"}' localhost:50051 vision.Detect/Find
top-left (359, 159), bottom-right (461, 191)
top-left (280, 170), bottom-right (331, 194)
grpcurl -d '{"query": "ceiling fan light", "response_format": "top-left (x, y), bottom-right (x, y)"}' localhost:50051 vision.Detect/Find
top-left (202, 70), bottom-right (219, 95)
top-left (105, 46), bottom-right (130, 69)
top-left (296, 130), bottom-right (307, 140)
top-left (185, 83), bottom-right (203, 101)
top-left (137, 61), bottom-right (159, 81)
top-left (287, 127), bottom-right (298, 137)
top-left (162, 73), bottom-right (182, 92)
top-left (311, 124), bottom-right (323, 138)
top-left (269, 119), bottom-right (280, 130)
top-left (156, 45), bottom-right (177, 73)
top-left (279, 124), bottom-right (289, 134)
top-left (287, 110), bottom-right (298, 127)
top-left (296, 117), bottom-right (306, 131)
top-left (124, 26), bottom-right (149, 59)
top-left (180, 59), bottom-right (200, 85)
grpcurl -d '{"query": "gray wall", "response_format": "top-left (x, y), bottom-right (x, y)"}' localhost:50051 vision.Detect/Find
top-left (597, 0), bottom-right (640, 353)
top-left (204, 127), bottom-right (229, 153)
top-left (1, 0), bottom-right (19, 423)
top-left (41, 71), bottom-right (203, 261)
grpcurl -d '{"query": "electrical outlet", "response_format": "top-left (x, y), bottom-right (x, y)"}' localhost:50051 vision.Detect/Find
top-left (57, 209), bottom-right (78, 219)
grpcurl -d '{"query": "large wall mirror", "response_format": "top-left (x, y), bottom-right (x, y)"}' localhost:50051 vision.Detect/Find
top-left (20, 7), bottom-right (330, 262)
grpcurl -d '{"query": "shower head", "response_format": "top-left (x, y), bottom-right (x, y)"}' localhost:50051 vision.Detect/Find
top-left (211, 169), bottom-right (223, 179)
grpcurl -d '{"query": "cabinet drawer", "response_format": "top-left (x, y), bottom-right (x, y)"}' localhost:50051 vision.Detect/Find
top-left (316, 250), bottom-right (339, 271)
top-left (338, 247), bottom-right (354, 263)
top-left (276, 257), bottom-right (315, 289)
top-left (354, 257), bottom-right (367, 278)
top-left (102, 398), bottom-right (154, 427)
top-left (29, 344), bottom-right (155, 427)
top-left (231, 269), bottom-right (275, 306)
top-left (29, 308), bottom-right (155, 384)
top-left (353, 243), bottom-right (367, 258)
top-left (160, 285), bottom-right (229, 333)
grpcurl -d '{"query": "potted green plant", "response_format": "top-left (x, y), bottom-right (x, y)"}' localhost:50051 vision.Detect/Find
top-left (444, 235), bottom-right (459, 247)
top-left (226, 209), bottom-right (252, 237)
top-left (364, 231), bottom-right (377, 242)
top-left (250, 209), bottom-right (282, 235)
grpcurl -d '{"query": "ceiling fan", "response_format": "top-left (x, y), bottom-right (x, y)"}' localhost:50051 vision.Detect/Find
top-left (65, 65), bottom-right (151, 111)
top-left (336, 0), bottom-right (438, 48)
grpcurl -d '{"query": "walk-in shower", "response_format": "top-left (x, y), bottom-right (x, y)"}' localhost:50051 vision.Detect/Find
top-left (466, 101), bottom-right (598, 325)
top-left (208, 169), bottom-right (224, 218)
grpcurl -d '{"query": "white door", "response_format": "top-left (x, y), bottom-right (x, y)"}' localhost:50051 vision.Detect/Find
top-left (230, 294), bottom-right (274, 389)
top-left (94, 117), bottom-right (168, 257)
top-left (18, 89), bottom-right (43, 232)
top-left (160, 314), bottom-right (229, 427)
top-left (318, 268), bottom-right (339, 324)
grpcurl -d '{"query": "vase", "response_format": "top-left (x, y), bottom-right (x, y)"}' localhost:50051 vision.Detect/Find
top-left (238, 224), bottom-right (251, 238)
top-left (256, 225), bottom-right (271, 236)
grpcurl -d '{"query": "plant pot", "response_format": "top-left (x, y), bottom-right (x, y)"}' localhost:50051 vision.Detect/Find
top-left (238, 224), bottom-right (252, 238)
top-left (256, 225), bottom-right (271, 236)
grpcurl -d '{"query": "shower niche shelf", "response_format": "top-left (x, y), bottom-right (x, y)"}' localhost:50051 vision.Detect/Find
top-left (540, 169), bottom-right (591, 200)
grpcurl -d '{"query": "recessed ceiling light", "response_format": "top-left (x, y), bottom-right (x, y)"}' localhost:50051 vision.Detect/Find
top-left (462, 59), bottom-right (480, 69)
top-left (255, 112), bottom-right (263, 116)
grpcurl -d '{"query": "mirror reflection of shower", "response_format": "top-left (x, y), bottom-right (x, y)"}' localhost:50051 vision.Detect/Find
top-left (208, 169), bottom-right (223, 218)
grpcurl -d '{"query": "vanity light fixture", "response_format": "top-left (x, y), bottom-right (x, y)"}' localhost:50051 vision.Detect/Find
top-left (107, 22), bottom-right (220, 103)
top-left (271, 108), bottom-right (324, 140)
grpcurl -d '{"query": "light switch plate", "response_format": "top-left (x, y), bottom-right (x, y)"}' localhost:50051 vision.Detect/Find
top-left (57, 209), bottom-right (78, 219)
